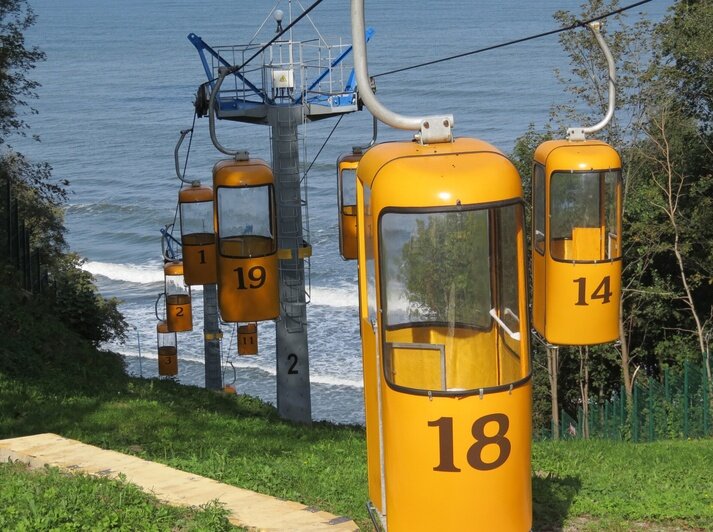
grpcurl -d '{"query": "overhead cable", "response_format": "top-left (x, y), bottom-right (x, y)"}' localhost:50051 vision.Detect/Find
top-left (372, 0), bottom-right (655, 79)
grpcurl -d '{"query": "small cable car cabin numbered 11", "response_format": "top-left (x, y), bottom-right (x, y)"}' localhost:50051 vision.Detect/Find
top-left (532, 140), bottom-right (622, 346)
top-left (356, 138), bottom-right (532, 532)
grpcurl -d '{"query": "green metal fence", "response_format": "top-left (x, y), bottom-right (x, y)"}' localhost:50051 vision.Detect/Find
top-left (549, 360), bottom-right (711, 442)
top-left (1, 169), bottom-right (48, 294)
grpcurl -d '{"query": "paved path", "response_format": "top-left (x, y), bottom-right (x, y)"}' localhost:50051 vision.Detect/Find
top-left (0, 433), bottom-right (359, 532)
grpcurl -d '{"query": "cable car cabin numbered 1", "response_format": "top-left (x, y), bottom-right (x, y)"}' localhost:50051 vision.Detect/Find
top-left (213, 158), bottom-right (279, 323)
top-left (179, 183), bottom-right (217, 286)
top-left (337, 151), bottom-right (362, 260)
top-left (356, 138), bottom-right (532, 532)
top-left (532, 140), bottom-right (622, 346)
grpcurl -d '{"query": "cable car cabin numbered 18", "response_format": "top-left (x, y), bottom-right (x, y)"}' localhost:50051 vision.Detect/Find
top-left (356, 138), bottom-right (532, 532)
top-left (532, 140), bottom-right (622, 346)
top-left (213, 158), bottom-right (279, 323)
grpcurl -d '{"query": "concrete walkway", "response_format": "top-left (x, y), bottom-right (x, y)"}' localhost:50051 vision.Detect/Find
top-left (0, 433), bottom-right (359, 532)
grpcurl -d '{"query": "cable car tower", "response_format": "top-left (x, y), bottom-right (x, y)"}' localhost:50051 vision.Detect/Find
top-left (189, 3), bottom-right (367, 423)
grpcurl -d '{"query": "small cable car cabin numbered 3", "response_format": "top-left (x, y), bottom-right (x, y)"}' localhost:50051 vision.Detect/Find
top-left (213, 158), bottom-right (279, 323)
top-left (532, 140), bottom-right (622, 346)
top-left (356, 138), bottom-right (532, 532)
top-left (156, 320), bottom-right (178, 377)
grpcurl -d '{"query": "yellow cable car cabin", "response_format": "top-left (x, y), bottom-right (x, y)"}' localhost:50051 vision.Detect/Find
top-left (213, 158), bottom-right (279, 323)
top-left (157, 320), bottom-right (178, 376)
top-left (356, 138), bottom-right (532, 532)
top-left (179, 183), bottom-right (217, 286)
top-left (164, 261), bottom-right (193, 332)
top-left (532, 139), bottom-right (622, 346)
top-left (337, 151), bottom-right (362, 260)
top-left (238, 322), bottom-right (258, 355)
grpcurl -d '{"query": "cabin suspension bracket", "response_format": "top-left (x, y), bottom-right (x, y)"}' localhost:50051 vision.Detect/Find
top-left (415, 116), bottom-right (454, 144)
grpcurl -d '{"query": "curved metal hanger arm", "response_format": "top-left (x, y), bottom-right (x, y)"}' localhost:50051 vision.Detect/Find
top-left (350, 0), bottom-right (454, 144)
top-left (567, 22), bottom-right (616, 141)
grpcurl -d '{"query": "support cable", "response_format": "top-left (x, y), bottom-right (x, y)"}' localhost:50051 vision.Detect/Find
top-left (303, 114), bottom-right (344, 180)
top-left (170, 112), bottom-right (198, 237)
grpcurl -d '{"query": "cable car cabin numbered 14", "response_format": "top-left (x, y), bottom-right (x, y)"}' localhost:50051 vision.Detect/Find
top-left (532, 139), bottom-right (622, 346)
top-left (356, 138), bottom-right (532, 532)
top-left (213, 158), bottom-right (279, 323)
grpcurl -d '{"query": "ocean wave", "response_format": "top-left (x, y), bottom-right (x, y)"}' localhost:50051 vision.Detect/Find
top-left (83, 260), bottom-right (164, 284)
top-left (119, 349), bottom-right (364, 389)
top-left (309, 285), bottom-right (358, 308)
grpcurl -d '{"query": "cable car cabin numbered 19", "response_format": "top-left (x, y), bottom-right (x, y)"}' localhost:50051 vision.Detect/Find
top-left (213, 158), bottom-right (279, 323)
top-left (532, 140), bottom-right (622, 346)
top-left (356, 138), bottom-right (532, 532)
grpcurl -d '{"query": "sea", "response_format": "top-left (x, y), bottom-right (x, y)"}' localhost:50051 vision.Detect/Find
top-left (16, 0), bottom-right (671, 425)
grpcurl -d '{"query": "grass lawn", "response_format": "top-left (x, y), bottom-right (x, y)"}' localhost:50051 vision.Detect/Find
top-left (0, 460), bottom-right (239, 530)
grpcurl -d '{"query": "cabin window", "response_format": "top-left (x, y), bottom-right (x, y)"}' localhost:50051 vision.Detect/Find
top-left (378, 202), bottom-right (528, 395)
top-left (534, 164), bottom-right (546, 254)
top-left (381, 209), bottom-right (491, 329)
top-left (550, 171), bottom-right (621, 262)
top-left (217, 185), bottom-right (275, 258)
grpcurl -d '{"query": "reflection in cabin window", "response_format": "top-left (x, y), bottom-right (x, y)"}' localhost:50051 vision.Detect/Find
top-left (382, 209), bottom-right (491, 329)
top-left (379, 203), bottom-right (528, 394)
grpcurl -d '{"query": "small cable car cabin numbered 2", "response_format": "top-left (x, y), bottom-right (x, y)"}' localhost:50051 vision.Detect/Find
top-left (356, 138), bottom-right (532, 532)
top-left (532, 140), bottom-right (622, 346)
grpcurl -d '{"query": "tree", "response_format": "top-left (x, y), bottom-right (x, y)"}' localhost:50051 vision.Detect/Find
top-left (0, 0), bottom-right (44, 146)
top-left (400, 211), bottom-right (490, 325)
top-left (0, 0), bottom-right (127, 346)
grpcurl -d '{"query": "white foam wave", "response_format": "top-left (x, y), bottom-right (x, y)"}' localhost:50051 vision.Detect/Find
top-left (227, 358), bottom-right (363, 388)
top-left (119, 349), bottom-right (364, 389)
top-left (309, 285), bottom-right (358, 308)
top-left (83, 261), bottom-right (164, 284)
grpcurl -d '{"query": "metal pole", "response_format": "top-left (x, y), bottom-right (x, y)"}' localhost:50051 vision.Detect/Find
top-left (135, 326), bottom-right (143, 378)
top-left (4, 172), bottom-right (10, 257)
top-left (620, 384), bottom-right (625, 440)
top-left (633, 384), bottom-right (639, 442)
top-left (269, 103), bottom-right (312, 424)
top-left (203, 283), bottom-right (223, 390)
top-left (684, 360), bottom-right (690, 438)
top-left (703, 362), bottom-right (709, 436)
top-left (648, 382), bottom-right (654, 442)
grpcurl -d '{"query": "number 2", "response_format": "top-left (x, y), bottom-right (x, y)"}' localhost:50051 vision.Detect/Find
top-left (287, 353), bottom-right (299, 374)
